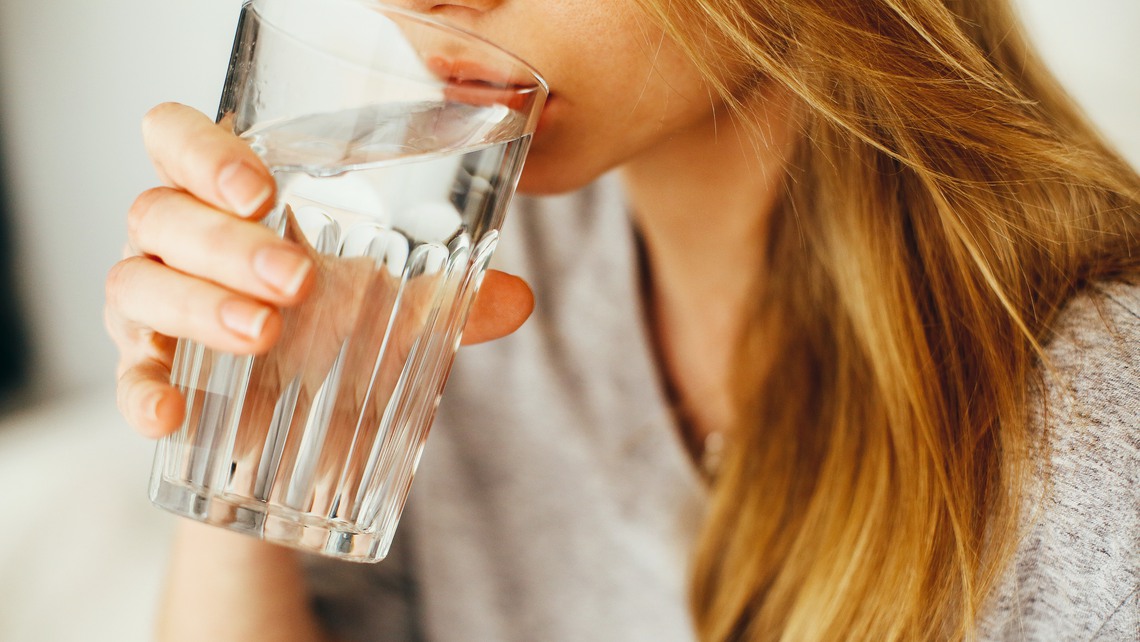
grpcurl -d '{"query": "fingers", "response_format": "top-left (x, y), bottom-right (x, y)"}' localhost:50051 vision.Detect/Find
top-left (118, 102), bottom-right (285, 439)
top-left (108, 263), bottom-right (533, 435)
top-left (461, 270), bottom-right (535, 345)
top-left (106, 256), bottom-right (283, 356)
top-left (117, 359), bottom-right (186, 438)
top-left (142, 102), bottom-right (275, 219)
top-left (128, 187), bottom-right (314, 305)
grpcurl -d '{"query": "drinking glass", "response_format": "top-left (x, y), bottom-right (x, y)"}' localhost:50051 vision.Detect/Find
top-left (149, 0), bottom-right (547, 562)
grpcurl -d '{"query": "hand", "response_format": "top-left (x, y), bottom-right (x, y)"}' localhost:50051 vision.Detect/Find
top-left (105, 102), bottom-right (534, 439)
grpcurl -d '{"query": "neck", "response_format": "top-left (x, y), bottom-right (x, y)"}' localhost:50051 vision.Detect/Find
top-left (621, 97), bottom-right (794, 441)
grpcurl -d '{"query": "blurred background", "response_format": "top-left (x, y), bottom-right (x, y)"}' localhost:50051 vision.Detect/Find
top-left (0, 0), bottom-right (1136, 640)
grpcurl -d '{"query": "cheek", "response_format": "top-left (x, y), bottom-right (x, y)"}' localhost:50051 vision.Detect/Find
top-left (515, 89), bottom-right (654, 195)
top-left (500, 5), bottom-right (717, 194)
top-left (516, 70), bottom-right (718, 195)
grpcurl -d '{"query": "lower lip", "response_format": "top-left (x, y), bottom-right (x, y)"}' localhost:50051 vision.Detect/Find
top-left (423, 56), bottom-right (554, 136)
top-left (427, 56), bottom-right (516, 86)
top-left (535, 94), bottom-right (556, 136)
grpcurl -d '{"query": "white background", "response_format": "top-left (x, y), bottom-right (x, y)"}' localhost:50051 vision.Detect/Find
top-left (0, 2), bottom-right (1135, 640)
top-left (0, 0), bottom-right (1137, 399)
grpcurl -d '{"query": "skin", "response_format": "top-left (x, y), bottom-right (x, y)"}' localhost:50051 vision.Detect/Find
top-left (105, 1), bottom-right (794, 639)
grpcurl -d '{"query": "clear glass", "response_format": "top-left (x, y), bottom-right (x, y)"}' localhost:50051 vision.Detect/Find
top-left (149, 0), bottom-right (547, 562)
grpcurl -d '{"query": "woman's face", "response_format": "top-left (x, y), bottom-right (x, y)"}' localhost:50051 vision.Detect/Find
top-left (415, 1), bottom-right (723, 194)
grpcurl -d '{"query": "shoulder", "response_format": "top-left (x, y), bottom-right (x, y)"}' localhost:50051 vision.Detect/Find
top-left (1041, 280), bottom-right (1139, 392)
top-left (1034, 282), bottom-right (1139, 515)
top-left (1036, 281), bottom-right (1139, 482)
top-left (979, 281), bottom-right (1140, 641)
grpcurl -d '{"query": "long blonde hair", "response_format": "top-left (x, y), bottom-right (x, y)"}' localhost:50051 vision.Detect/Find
top-left (634, 0), bottom-right (1140, 639)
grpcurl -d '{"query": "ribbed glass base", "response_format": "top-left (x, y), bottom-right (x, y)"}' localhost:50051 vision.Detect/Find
top-left (150, 478), bottom-right (391, 563)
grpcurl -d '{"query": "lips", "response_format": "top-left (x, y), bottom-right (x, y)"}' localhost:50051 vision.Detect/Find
top-left (426, 55), bottom-right (544, 111)
top-left (425, 56), bottom-right (540, 91)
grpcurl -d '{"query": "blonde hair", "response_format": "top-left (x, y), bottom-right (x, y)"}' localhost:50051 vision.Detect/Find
top-left (634, 0), bottom-right (1140, 639)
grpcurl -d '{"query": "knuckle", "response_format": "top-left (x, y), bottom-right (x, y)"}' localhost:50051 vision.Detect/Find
top-left (145, 333), bottom-right (178, 367)
top-left (115, 364), bottom-right (138, 416)
top-left (104, 256), bottom-right (145, 310)
top-left (116, 369), bottom-right (156, 436)
top-left (141, 102), bottom-right (182, 140)
top-left (176, 289), bottom-right (226, 342)
top-left (115, 355), bottom-right (132, 382)
top-left (104, 260), bottom-right (130, 309)
top-left (126, 187), bottom-right (173, 248)
top-left (115, 384), bottom-right (132, 423)
top-left (199, 214), bottom-right (237, 251)
top-left (103, 303), bottom-right (124, 344)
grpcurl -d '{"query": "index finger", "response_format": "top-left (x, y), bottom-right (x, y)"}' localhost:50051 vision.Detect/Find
top-left (142, 102), bottom-right (275, 219)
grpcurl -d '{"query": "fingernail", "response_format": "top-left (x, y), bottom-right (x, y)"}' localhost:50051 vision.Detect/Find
top-left (220, 300), bottom-right (271, 340)
top-left (253, 246), bottom-right (313, 297)
top-left (218, 161), bottom-right (272, 217)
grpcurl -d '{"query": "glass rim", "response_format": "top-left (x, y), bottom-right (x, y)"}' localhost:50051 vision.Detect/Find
top-left (246, 0), bottom-right (549, 98)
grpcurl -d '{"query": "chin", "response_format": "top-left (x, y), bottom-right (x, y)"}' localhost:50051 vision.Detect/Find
top-left (514, 147), bottom-right (611, 196)
top-left (515, 171), bottom-right (588, 196)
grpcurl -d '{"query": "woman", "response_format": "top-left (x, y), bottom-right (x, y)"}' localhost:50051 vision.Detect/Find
top-left (105, 0), bottom-right (1139, 640)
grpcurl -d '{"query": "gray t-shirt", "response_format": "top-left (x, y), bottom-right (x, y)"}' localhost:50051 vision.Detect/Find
top-left (306, 175), bottom-right (1139, 641)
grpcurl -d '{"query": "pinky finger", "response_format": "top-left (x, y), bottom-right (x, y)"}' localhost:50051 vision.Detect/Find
top-left (117, 358), bottom-right (186, 439)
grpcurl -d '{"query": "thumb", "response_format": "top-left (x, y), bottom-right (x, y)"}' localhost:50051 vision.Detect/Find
top-left (461, 270), bottom-right (534, 345)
